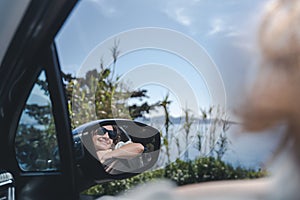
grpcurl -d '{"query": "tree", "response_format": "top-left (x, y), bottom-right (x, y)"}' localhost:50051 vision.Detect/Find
top-left (15, 73), bottom-right (59, 171)
top-left (63, 41), bottom-right (158, 128)
top-left (159, 94), bottom-right (172, 164)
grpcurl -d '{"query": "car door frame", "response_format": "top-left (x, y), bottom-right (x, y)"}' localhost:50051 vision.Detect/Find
top-left (0, 0), bottom-right (79, 199)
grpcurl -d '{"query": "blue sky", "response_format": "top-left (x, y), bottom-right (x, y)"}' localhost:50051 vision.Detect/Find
top-left (54, 0), bottom-right (283, 168)
top-left (56, 0), bottom-right (270, 119)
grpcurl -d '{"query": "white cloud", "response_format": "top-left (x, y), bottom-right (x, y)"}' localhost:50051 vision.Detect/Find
top-left (164, 7), bottom-right (192, 27)
top-left (207, 17), bottom-right (243, 38)
top-left (174, 8), bottom-right (192, 26)
top-left (162, 1), bottom-right (244, 37)
top-left (225, 30), bottom-right (241, 37)
top-left (208, 18), bottom-right (223, 35)
top-left (162, 0), bottom-right (202, 28)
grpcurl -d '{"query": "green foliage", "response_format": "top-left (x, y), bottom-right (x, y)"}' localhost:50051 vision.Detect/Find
top-left (15, 123), bottom-right (59, 171)
top-left (15, 72), bottom-right (60, 171)
top-left (83, 157), bottom-right (267, 197)
top-left (63, 43), bottom-right (158, 128)
top-left (16, 42), bottom-right (159, 172)
top-left (84, 169), bottom-right (165, 196)
top-left (164, 157), bottom-right (265, 185)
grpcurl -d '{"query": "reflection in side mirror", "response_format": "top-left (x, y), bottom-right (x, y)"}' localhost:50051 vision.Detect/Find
top-left (72, 119), bottom-right (161, 184)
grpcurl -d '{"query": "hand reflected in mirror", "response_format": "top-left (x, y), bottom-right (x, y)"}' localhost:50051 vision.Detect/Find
top-left (91, 125), bottom-right (145, 175)
top-left (73, 119), bottom-right (161, 182)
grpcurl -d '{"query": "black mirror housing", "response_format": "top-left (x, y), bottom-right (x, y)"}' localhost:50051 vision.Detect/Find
top-left (72, 119), bottom-right (161, 187)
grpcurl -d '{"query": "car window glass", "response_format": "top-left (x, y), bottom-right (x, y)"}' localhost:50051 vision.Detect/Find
top-left (55, 0), bottom-right (281, 170)
top-left (15, 70), bottom-right (60, 171)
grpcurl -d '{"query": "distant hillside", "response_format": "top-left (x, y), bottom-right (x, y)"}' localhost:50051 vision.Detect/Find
top-left (136, 115), bottom-right (238, 125)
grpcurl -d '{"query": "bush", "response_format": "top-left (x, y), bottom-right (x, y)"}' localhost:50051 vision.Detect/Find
top-left (83, 157), bottom-right (267, 196)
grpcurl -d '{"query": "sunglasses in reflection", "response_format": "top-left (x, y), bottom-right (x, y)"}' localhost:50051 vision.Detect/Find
top-left (95, 127), bottom-right (117, 140)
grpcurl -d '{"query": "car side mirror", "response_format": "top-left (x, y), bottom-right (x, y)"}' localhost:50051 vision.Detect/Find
top-left (72, 119), bottom-right (161, 186)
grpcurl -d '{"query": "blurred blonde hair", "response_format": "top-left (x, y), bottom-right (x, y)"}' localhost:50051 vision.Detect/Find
top-left (241, 0), bottom-right (300, 163)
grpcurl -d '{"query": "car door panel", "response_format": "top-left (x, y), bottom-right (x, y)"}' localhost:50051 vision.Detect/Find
top-left (0, 1), bottom-right (78, 199)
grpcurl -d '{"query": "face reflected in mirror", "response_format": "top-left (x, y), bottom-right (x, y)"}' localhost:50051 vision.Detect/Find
top-left (91, 124), bottom-right (145, 175)
top-left (92, 125), bottom-right (115, 152)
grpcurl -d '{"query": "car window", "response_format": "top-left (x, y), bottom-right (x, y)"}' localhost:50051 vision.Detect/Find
top-left (15, 70), bottom-right (60, 171)
top-left (55, 0), bottom-right (280, 170)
